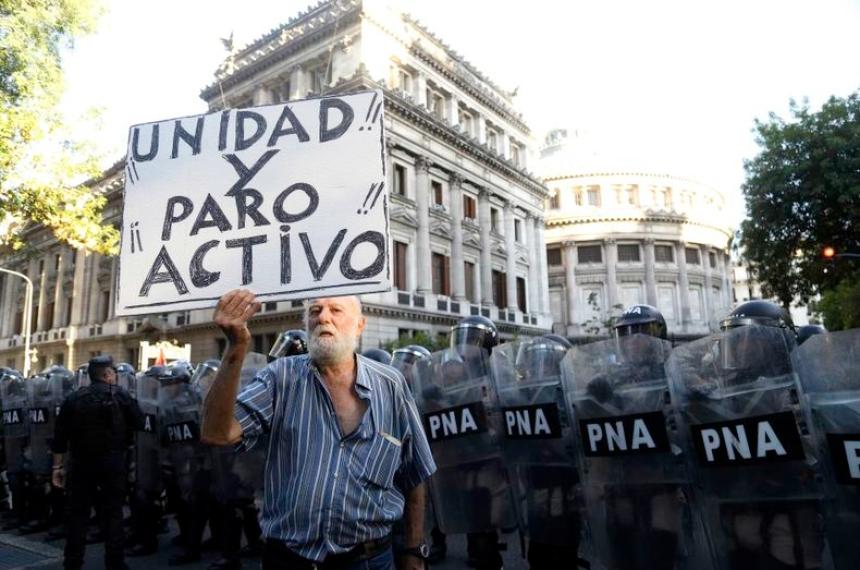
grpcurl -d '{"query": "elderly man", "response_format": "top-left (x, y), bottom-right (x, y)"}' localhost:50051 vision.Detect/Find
top-left (202, 290), bottom-right (436, 570)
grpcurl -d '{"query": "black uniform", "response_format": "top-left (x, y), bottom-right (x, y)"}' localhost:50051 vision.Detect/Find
top-left (52, 376), bottom-right (142, 570)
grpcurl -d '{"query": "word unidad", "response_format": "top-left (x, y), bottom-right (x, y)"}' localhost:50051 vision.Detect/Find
top-left (139, 149), bottom-right (385, 296)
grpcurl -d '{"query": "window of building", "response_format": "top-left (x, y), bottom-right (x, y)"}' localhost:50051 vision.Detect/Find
top-left (39, 259), bottom-right (44, 273)
top-left (510, 144), bottom-right (521, 166)
top-left (427, 89), bottom-right (446, 120)
top-left (655, 244), bottom-right (674, 263)
top-left (463, 195), bottom-right (477, 219)
top-left (431, 253), bottom-right (450, 296)
top-left (586, 186), bottom-right (601, 206)
top-left (492, 270), bottom-right (507, 307)
top-left (45, 303), bottom-right (54, 330)
top-left (490, 208), bottom-right (499, 232)
top-left (464, 261), bottom-right (476, 303)
top-left (685, 247), bottom-right (701, 265)
top-left (100, 290), bottom-right (110, 322)
top-left (310, 65), bottom-right (328, 93)
top-left (573, 186), bottom-right (583, 206)
top-left (431, 180), bottom-right (444, 206)
top-left (65, 296), bottom-right (73, 326)
top-left (393, 241), bottom-right (408, 290)
top-left (549, 189), bottom-right (560, 209)
top-left (614, 184), bottom-right (639, 206)
top-left (547, 247), bottom-right (562, 266)
top-left (578, 245), bottom-right (602, 264)
top-left (393, 164), bottom-right (407, 196)
top-left (661, 188), bottom-right (672, 208)
top-left (273, 81), bottom-right (291, 103)
top-left (514, 219), bottom-right (522, 242)
top-left (487, 129), bottom-right (498, 151)
top-left (397, 68), bottom-right (412, 92)
top-left (53, 353), bottom-right (63, 365)
top-left (617, 244), bottom-right (641, 262)
top-left (14, 310), bottom-right (22, 334)
top-left (709, 251), bottom-right (717, 268)
top-left (516, 277), bottom-right (527, 313)
top-left (54, 254), bottom-right (62, 271)
top-left (459, 109), bottom-right (473, 136)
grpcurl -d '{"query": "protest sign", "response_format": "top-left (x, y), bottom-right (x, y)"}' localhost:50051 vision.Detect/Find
top-left (116, 90), bottom-right (389, 316)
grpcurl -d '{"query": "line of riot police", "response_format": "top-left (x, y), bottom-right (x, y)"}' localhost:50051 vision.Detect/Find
top-left (381, 300), bottom-right (858, 570)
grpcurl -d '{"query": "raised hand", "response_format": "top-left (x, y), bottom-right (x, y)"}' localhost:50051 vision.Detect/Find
top-left (213, 289), bottom-right (261, 346)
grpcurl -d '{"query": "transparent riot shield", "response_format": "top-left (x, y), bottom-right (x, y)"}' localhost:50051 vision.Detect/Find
top-left (667, 325), bottom-right (828, 570)
top-left (793, 329), bottom-right (860, 570)
top-left (27, 371), bottom-right (64, 475)
top-left (158, 379), bottom-right (204, 501)
top-left (491, 339), bottom-right (584, 552)
top-left (562, 334), bottom-right (711, 570)
top-left (412, 346), bottom-right (516, 534)
top-left (196, 353), bottom-right (268, 505)
top-left (1, 370), bottom-right (28, 474)
top-left (134, 373), bottom-right (162, 496)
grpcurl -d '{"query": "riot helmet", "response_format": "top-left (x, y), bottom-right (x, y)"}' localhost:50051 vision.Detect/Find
top-left (361, 348), bottom-right (392, 365)
top-left (75, 364), bottom-right (90, 388)
top-left (719, 300), bottom-right (794, 332)
top-left (613, 304), bottom-right (668, 339)
top-left (268, 329), bottom-right (308, 361)
top-left (158, 360), bottom-right (194, 385)
top-left (516, 334), bottom-right (571, 380)
top-left (87, 355), bottom-right (117, 384)
top-left (797, 324), bottom-right (826, 346)
top-left (450, 315), bottom-right (499, 355)
top-left (391, 345), bottom-right (432, 371)
top-left (191, 359), bottom-right (220, 400)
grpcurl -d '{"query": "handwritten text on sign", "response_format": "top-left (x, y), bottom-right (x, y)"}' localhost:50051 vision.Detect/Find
top-left (117, 91), bottom-right (389, 316)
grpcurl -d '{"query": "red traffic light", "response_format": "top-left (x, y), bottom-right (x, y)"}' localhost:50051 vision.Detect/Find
top-left (823, 246), bottom-right (836, 259)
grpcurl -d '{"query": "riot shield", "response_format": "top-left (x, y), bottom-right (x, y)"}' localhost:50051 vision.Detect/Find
top-left (793, 329), bottom-right (860, 570)
top-left (667, 325), bottom-right (828, 570)
top-left (491, 339), bottom-right (583, 550)
top-left (27, 371), bottom-right (64, 475)
top-left (562, 334), bottom-right (711, 570)
top-left (412, 346), bottom-right (516, 534)
top-left (196, 353), bottom-right (268, 504)
top-left (134, 373), bottom-right (162, 496)
top-left (1, 370), bottom-right (28, 474)
top-left (158, 378), bottom-right (204, 501)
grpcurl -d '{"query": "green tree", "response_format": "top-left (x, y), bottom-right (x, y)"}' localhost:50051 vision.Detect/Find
top-left (0, 0), bottom-right (118, 254)
top-left (383, 330), bottom-right (449, 354)
top-left (818, 273), bottom-right (860, 331)
top-left (740, 91), bottom-right (860, 307)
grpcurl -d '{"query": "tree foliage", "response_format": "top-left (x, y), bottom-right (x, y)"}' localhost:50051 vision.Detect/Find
top-left (0, 0), bottom-right (118, 254)
top-left (740, 92), bottom-right (860, 307)
top-left (818, 273), bottom-right (860, 331)
top-left (383, 330), bottom-right (449, 354)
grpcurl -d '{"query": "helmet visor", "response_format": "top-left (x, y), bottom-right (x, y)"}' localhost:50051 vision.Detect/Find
top-left (451, 324), bottom-right (493, 355)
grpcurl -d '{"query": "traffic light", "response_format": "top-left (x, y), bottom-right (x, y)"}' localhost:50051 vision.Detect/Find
top-left (823, 246), bottom-right (836, 259)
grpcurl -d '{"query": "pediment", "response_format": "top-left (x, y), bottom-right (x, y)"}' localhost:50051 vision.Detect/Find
top-left (390, 206), bottom-right (418, 227)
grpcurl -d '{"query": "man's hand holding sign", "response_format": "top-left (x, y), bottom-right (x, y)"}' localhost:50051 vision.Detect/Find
top-left (125, 93), bottom-right (435, 570)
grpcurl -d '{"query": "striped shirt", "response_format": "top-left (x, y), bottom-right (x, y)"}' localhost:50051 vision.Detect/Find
top-left (234, 353), bottom-right (436, 562)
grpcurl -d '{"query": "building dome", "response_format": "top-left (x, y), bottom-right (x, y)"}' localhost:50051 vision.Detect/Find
top-left (538, 129), bottom-right (734, 339)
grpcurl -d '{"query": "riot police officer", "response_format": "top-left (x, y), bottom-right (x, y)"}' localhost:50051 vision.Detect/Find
top-left (1, 368), bottom-right (29, 531)
top-left (361, 347), bottom-right (393, 365)
top-left (391, 345), bottom-right (431, 392)
top-left (51, 355), bottom-right (142, 570)
top-left (796, 324), bottom-right (825, 346)
top-left (267, 329), bottom-right (308, 362)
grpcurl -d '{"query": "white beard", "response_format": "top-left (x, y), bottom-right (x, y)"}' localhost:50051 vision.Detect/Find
top-left (308, 329), bottom-right (358, 364)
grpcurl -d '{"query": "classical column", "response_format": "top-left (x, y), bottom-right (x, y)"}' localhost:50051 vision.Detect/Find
top-left (70, 249), bottom-right (87, 326)
top-left (525, 214), bottom-right (539, 314)
top-left (36, 255), bottom-right (49, 331)
top-left (676, 242), bottom-right (692, 332)
top-left (87, 253), bottom-right (102, 324)
top-left (604, 238), bottom-right (619, 313)
top-left (0, 274), bottom-right (16, 337)
top-left (253, 86), bottom-right (273, 105)
top-left (476, 115), bottom-right (487, 145)
top-left (536, 218), bottom-right (550, 314)
top-left (498, 132), bottom-right (510, 160)
top-left (51, 250), bottom-right (67, 328)
top-left (478, 188), bottom-right (493, 305)
top-left (449, 173), bottom-right (466, 300)
top-left (288, 66), bottom-right (306, 99)
top-left (644, 239), bottom-right (658, 306)
top-left (724, 253), bottom-right (734, 307)
top-left (108, 257), bottom-right (118, 319)
top-left (414, 157), bottom-right (432, 295)
top-left (447, 95), bottom-right (460, 129)
top-left (701, 245), bottom-right (713, 321)
top-left (564, 241), bottom-right (579, 334)
top-left (500, 203), bottom-right (516, 311)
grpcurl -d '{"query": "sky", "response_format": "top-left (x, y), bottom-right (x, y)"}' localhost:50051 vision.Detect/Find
top-left (59, 0), bottom-right (860, 224)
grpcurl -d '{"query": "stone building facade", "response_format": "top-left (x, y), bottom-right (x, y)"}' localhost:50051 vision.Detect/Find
top-left (539, 130), bottom-right (734, 339)
top-left (0, 0), bottom-right (551, 372)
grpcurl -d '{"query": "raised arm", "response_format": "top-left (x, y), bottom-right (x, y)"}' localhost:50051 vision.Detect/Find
top-left (201, 289), bottom-right (261, 445)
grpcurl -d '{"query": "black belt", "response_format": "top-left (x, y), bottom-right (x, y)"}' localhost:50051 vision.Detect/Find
top-left (264, 535), bottom-right (391, 569)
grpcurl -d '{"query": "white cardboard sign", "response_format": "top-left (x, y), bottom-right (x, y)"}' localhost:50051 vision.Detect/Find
top-left (117, 90), bottom-right (389, 316)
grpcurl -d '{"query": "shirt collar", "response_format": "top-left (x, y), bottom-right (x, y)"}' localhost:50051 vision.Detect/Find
top-left (354, 355), bottom-right (373, 395)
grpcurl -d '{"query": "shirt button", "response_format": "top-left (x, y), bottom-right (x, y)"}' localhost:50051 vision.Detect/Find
top-left (339, 443), bottom-right (345, 449)
top-left (333, 472), bottom-right (338, 479)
